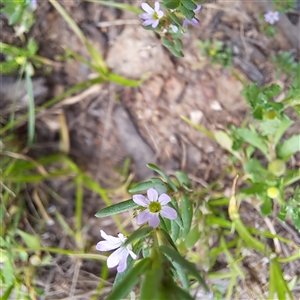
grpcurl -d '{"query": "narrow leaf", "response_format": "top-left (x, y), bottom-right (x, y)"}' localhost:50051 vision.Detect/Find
top-left (95, 200), bottom-right (138, 218)
top-left (124, 226), bottom-right (153, 246)
top-left (147, 163), bottom-right (178, 191)
top-left (181, 193), bottom-right (193, 238)
top-left (160, 245), bottom-right (209, 291)
top-left (16, 229), bottom-right (40, 250)
top-left (107, 258), bottom-right (151, 300)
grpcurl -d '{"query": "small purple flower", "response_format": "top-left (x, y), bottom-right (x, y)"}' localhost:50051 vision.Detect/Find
top-left (264, 11), bottom-right (280, 24)
top-left (133, 188), bottom-right (178, 228)
top-left (139, 1), bottom-right (164, 28)
top-left (183, 4), bottom-right (201, 27)
top-left (96, 230), bottom-right (137, 273)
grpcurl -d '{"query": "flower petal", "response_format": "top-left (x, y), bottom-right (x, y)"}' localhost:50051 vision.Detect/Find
top-left (194, 4), bottom-right (202, 12)
top-left (100, 230), bottom-right (121, 243)
top-left (141, 2), bottom-right (154, 14)
top-left (147, 188), bottom-right (158, 202)
top-left (142, 19), bottom-right (154, 27)
top-left (148, 212), bottom-right (160, 228)
top-left (117, 249), bottom-right (129, 273)
top-left (154, 1), bottom-right (160, 12)
top-left (170, 24), bottom-right (178, 33)
top-left (191, 18), bottom-right (199, 26)
top-left (151, 19), bottom-right (159, 28)
top-left (137, 209), bottom-right (151, 225)
top-left (157, 10), bottom-right (164, 19)
top-left (128, 249), bottom-right (137, 260)
top-left (96, 240), bottom-right (121, 252)
top-left (139, 13), bottom-right (153, 20)
top-left (158, 193), bottom-right (171, 205)
top-left (133, 195), bottom-right (150, 207)
top-left (160, 206), bottom-right (177, 220)
top-left (107, 247), bottom-right (124, 268)
top-left (182, 19), bottom-right (188, 27)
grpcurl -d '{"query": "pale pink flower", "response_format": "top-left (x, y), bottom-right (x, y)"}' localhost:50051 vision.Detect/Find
top-left (264, 11), bottom-right (280, 24)
top-left (96, 230), bottom-right (137, 273)
top-left (139, 1), bottom-right (164, 28)
top-left (133, 188), bottom-right (177, 228)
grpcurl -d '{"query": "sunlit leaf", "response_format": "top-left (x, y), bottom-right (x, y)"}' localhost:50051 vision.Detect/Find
top-left (277, 134), bottom-right (300, 160)
top-left (16, 229), bottom-right (40, 250)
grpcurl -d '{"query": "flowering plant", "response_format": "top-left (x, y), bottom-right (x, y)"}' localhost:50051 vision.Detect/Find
top-left (137, 0), bottom-right (202, 57)
top-left (95, 164), bottom-right (211, 299)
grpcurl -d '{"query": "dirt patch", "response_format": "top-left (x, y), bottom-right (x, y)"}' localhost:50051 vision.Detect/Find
top-left (1, 0), bottom-right (299, 298)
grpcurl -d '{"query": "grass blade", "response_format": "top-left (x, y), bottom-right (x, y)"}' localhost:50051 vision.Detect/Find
top-left (25, 65), bottom-right (35, 145)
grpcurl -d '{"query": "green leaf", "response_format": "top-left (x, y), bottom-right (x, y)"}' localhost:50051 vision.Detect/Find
top-left (27, 38), bottom-right (38, 56)
top-left (171, 218), bottom-right (180, 241)
top-left (273, 115), bottom-right (294, 145)
top-left (129, 181), bottom-right (155, 193)
top-left (162, 37), bottom-right (174, 48)
top-left (263, 84), bottom-right (282, 98)
top-left (169, 282), bottom-right (194, 299)
top-left (179, 5), bottom-right (195, 21)
top-left (129, 179), bottom-right (167, 195)
top-left (185, 225), bottom-right (200, 248)
top-left (140, 249), bottom-right (163, 300)
top-left (147, 164), bottom-right (178, 191)
top-left (163, 0), bottom-right (180, 9)
top-left (151, 178), bottom-right (168, 194)
top-left (181, 0), bottom-right (197, 10)
top-left (169, 47), bottom-right (184, 58)
top-left (25, 66), bottom-right (35, 145)
top-left (173, 262), bottom-right (190, 291)
top-left (291, 209), bottom-right (300, 231)
top-left (236, 128), bottom-right (268, 157)
top-left (160, 245), bottom-right (209, 291)
top-left (124, 226), bottom-right (153, 246)
top-left (244, 159), bottom-right (270, 182)
top-left (259, 118), bottom-right (282, 136)
top-left (169, 12), bottom-right (182, 26)
top-left (160, 228), bottom-right (178, 251)
top-left (168, 202), bottom-right (183, 229)
top-left (175, 171), bottom-right (192, 189)
top-left (174, 39), bottom-right (183, 51)
top-left (214, 130), bottom-right (243, 161)
top-left (1, 284), bottom-right (14, 300)
top-left (181, 193), bottom-right (193, 238)
top-left (16, 229), bottom-right (40, 250)
top-left (107, 258), bottom-right (151, 300)
top-left (95, 200), bottom-right (138, 218)
top-left (108, 73), bottom-right (142, 87)
top-left (277, 134), bottom-right (300, 160)
top-left (261, 196), bottom-right (272, 216)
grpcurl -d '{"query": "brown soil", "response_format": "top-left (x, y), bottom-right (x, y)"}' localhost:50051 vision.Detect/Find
top-left (1, 0), bottom-right (300, 299)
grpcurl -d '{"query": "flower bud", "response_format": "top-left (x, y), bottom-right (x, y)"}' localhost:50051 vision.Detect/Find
top-left (267, 187), bottom-right (279, 199)
top-left (268, 159), bottom-right (286, 176)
